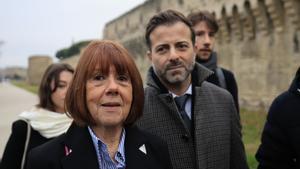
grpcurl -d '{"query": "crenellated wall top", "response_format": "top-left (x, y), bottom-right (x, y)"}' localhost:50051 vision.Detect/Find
top-left (104, 0), bottom-right (300, 43)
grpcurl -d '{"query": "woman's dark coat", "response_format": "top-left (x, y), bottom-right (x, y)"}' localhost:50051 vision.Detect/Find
top-left (26, 123), bottom-right (172, 169)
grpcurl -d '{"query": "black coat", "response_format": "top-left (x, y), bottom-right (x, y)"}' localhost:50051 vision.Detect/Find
top-left (26, 123), bottom-right (172, 169)
top-left (256, 67), bottom-right (300, 169)
top-left (0, 120), bottom-right (51, 169)
top-left (206, 68), bottom-right (239, 112)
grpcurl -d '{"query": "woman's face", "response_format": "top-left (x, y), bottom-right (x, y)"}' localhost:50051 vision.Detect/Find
top-left (86, 66), bottom-right (132, 128)
top-left (51, 70), bottom-right (73, 113)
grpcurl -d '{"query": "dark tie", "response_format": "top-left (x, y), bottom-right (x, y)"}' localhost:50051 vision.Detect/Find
top-left (174, 94), bottom-right (191, 132)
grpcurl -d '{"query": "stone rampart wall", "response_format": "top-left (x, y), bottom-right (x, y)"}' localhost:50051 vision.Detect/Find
top-left (27, 56), bottom-right (53, 85)
top-left (105, 0), bottom-right (300, 110)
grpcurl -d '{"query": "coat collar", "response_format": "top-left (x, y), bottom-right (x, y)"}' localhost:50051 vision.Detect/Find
top-left (60, 123), bottom-right (153, 169)
top-left (289, 67), bottom-right (300, 96)
top-left (61, 123), bottom-right (99, 169)
top-left (146, 63), bottom-right (213, 93)
top-left (146, 63), bottom-right (213, 135)
top-left (125, 125), bottom-right (153, 169)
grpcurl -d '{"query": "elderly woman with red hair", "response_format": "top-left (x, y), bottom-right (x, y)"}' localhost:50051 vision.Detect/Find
top-left (26, 40), bottom-right (172, 169)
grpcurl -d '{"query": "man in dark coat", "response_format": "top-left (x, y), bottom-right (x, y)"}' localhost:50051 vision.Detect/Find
top-left (187, 11), bottom-right (239, 113)
top-left (256, 67), bottom-right (300, 169)
top-left (138, 9), bottom-right (248, 169)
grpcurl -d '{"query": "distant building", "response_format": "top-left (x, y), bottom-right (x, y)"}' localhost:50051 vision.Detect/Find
top-left (27, 55), bottom-right (53, 85)
top-left (2, 66), bottom-right (27, 81)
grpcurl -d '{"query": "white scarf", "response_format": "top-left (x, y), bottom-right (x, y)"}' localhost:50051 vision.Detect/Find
top-left (19, 107), bottom-right (73, 138)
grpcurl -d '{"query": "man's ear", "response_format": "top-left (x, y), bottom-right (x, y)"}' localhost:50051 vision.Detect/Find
top-left (147, 50), bottom-right (152, 61)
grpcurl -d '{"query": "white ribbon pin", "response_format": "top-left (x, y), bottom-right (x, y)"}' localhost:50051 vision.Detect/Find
top-left (139, 144), bottom-right (147, 155)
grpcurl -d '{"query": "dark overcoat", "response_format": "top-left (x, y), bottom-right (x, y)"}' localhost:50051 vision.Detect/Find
top-left (256, 67), bottom-right (300, 169)
top-left (0, 120), bottom-right (51, 169)
top-left (138, 63), bottom-right (248, 169)
top-left (26, 123), bottom-right (172, 169)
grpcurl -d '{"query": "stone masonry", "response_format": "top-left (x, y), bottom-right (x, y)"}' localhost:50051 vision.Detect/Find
top-left (27, 56), bottom-right (53, 85)
top-left (103, 0), bottom-right (300, 110)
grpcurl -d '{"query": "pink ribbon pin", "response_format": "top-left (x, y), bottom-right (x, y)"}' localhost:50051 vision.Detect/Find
top-left (64, 146), bottom-right (72, 156)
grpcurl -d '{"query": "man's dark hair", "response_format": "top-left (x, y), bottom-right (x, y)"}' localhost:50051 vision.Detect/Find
top-left (187, 10), bottom-right (219, 33)
top-left (145, 9), bottom-right (195, 50)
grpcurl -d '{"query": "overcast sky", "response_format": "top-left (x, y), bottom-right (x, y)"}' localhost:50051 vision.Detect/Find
top-left (0, 0), bottom-right (146, 68)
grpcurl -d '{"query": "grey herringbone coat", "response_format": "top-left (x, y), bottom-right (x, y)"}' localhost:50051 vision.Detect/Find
top-left (138, 63), bottom-right (248, 169)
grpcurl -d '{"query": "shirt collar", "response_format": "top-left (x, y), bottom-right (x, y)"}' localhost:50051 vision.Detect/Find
top-left (170, 84), bottom-right (192, 98)
top-left (88, 126), bottom-right (126, 166)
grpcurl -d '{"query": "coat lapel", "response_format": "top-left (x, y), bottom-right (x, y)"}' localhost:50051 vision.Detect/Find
top-left (125, 126), bottom-right (152, 169)
top-left (158, 93), bottom-right (192, 134)
top-left (60, 123), bottom-right (99, 169)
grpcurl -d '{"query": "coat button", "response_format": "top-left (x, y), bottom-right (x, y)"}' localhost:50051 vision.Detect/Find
top-left (181, 134), bottom-right (189, 142)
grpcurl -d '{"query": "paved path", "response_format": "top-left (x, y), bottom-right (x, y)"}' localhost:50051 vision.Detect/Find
top-left (0, 82), bottom-right (37, 158)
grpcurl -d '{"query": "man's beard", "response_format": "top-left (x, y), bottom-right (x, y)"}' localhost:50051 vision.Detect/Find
top-left (153, 59), bottom-right (195, 86)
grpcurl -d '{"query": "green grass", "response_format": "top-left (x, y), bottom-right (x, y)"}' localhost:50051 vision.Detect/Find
top-left (241, 108), bottom-right (267, 169)
top-left (11, 80), bottom-right (38, 94)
